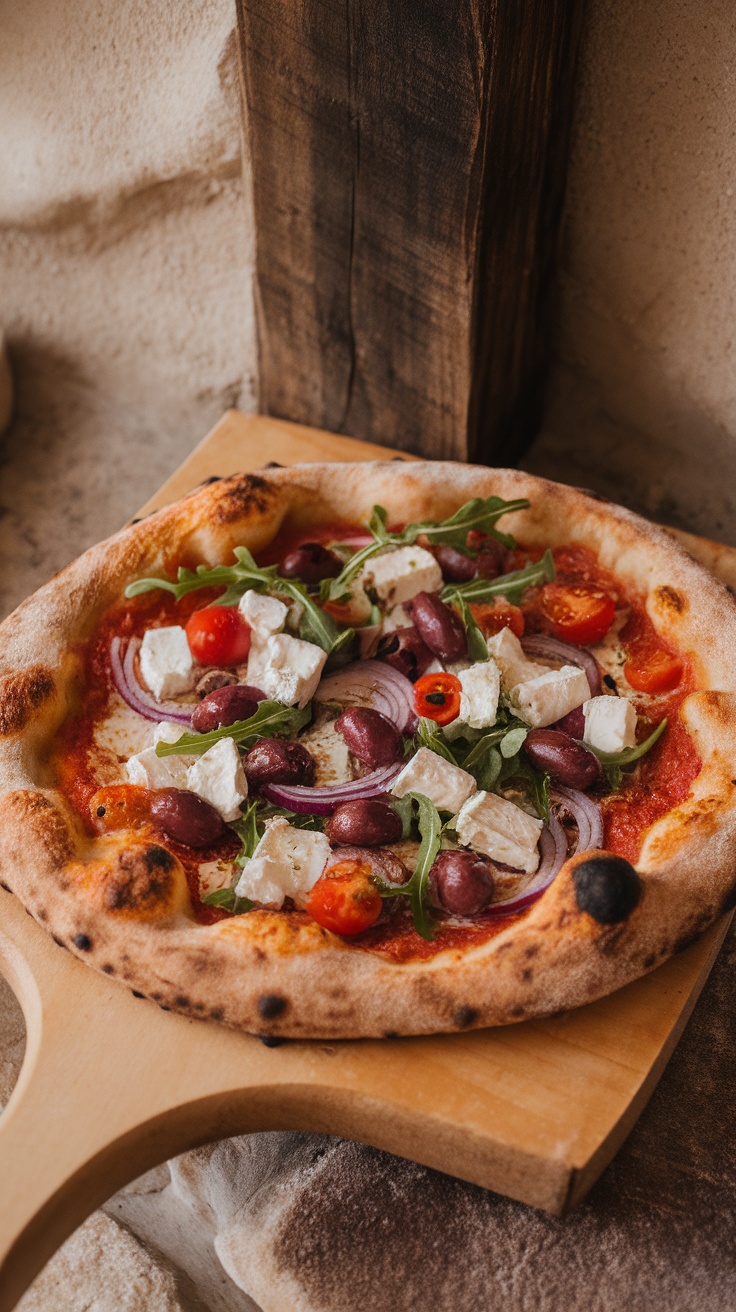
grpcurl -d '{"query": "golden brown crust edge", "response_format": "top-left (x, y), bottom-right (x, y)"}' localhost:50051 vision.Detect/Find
top-left (1, 463), bottom-right (736, 1039)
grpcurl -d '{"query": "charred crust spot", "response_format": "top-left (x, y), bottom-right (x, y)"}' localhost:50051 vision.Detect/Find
top-left (258, 993), bottom-right (288, 1020)
top-left (511, 1005), bottom-right (525, 1018)
top-left (73, 933), bottom-right (92, 951)
top-left (102, 964), bottom-right (114, 974)
top-left (454, 1006), bottom-right (478, 1029)
top-left (159, 1004), bottom-right (171, 1012)
top-left (151, 992), bottom-right (163, 1002)
top-left (254, 948), bottom-right (267, 962)
top-left (384, 1030), bottom-right (399, 1039)
top-left (210, 1007), bottom-right (224, 1021)
top-left (0, 882), bottom-right (8, 892)
top-left (524, 944), bottom-right (539, 958)
top-left (131, 990), bottom-right (144, 999)
top-left (212, 474), bottom-right (276, 526)
top-left (259, 1034), bottom-right (287, 1048)
top-left (52, 935), bottom-right (64, 947)
top-left (263, 461), bottom-right (283, 469)
top-left (521, 968), bottom-right (533, 982)
top-left (174, 995), bottom-right (190, 1009)
top-left (0, 666), bottom-right (55, 735)
top-left (655, 584), bottom-right (685, 614)
top-left (104, 844), bottom-right (175, 913)
top-left (201, 475), bottom-right (222, 484)
top-left (643, 953), bottom-right (656, 969)
top-left (37, 909), bottom-right (47, 921)
top-left (574, 855), bottom-right (641, 925)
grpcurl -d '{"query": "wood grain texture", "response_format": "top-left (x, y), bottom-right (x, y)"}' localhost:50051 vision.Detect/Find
top-left (0, 411), bottom-right (732, 1306)
top-left (235, 0), bottom-right (587, 462)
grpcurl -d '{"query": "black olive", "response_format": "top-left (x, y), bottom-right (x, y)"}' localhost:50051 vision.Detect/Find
top-left (573, 855), bottom-right (641, 924)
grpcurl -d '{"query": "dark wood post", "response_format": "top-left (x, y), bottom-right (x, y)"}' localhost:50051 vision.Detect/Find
top-left (235, 0), bottom-right (586, 464)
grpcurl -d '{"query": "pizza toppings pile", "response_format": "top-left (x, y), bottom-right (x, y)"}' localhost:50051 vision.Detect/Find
top-left (66, 493), bottom-right (693, 953)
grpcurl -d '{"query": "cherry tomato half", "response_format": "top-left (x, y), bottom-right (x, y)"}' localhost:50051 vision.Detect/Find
top-left (413, 671), bottom-right (462, 725)
top-left (185, 605), bottom-right (251, 666)
top-left (539, 583), bottom-right (615, 647)
top-left (469, 599), bottom-right (525, 639)
top-left (306, 860), bottom-right (383, 936)
top-left (624, 647), bottom-right (683, 694)
top-left (90, 784), bottom-right (153, 833)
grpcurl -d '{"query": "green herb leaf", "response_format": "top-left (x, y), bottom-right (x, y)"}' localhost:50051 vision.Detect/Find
top-left (455, 595), bottom-right (489, 662)
top-left (229, 800), bottom-right (264, 867)
top-left (500, 726), bottom-right (528, 759)
top-left (378, 792), bottom-right (441, 940)
top-left (202, 887), bottom-right (254, 914)
top-left (496, 756), bottom-right (551, 823)
top-left (442, 550), bottom-right (555, 608)
top-left (415, 717), bottom-right (460, 765)
top-left (389, 794), bottom-right (416, 840)
top-left (256, 802), bottom-right (325, 830)
top-left (155, 700), bottom-right (312, 757)
top-left (587, 717), bottom-right (667, 767)
top-left (403, 495), bottom-right (530, 550)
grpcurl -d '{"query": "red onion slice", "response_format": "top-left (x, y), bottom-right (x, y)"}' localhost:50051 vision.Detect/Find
top-left (325, 845), bottom-right (409, 886)
top-left (551, 784), bottom-right (604, 853)
top-left (315, 660), bottom-right (416, 732)
top-left (483, 810), bottom-right (568, 917)
top-left (110, 636), bottom-right (193, 725)
top-left (521, 634), bottom-right (601, 697)
top-left (262, 761), bottom-right (403, 815)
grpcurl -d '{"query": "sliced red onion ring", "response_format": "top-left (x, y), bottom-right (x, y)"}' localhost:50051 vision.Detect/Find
top-left (262, 761), bottom-right (403, 815)
top-left (521, 634), bottom-right (601, 697)
top-left (357, 620), bottom-right (383, 660)
top-left (110, 636), bottom-right (193, 725)
top-left (315, 660), bottom-right (416, 732)
top-left (324, 845), bottom-right (409, 886)
top-left (552, 784), bottom-right (604, 853)
top-left (483, 810), bottom-right (567, 917)
top-left (334, 533), bottom-right (374, 549)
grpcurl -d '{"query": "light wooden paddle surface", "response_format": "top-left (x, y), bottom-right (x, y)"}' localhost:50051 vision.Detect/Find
top-left (0, 411), bottom-right (733, 1310)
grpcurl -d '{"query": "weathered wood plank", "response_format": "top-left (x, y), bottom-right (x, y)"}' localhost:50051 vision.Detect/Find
top-left (236, 0), bottom-right (586, 463)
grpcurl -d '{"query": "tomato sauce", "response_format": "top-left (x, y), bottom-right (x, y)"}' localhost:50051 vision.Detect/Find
top-left (51, 530), bottom-right (702, 959)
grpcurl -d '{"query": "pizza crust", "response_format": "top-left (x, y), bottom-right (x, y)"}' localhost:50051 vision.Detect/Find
top-left (2, 463), bottom-right (736, 1038)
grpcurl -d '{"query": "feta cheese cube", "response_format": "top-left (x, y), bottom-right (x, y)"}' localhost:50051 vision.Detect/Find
top-left (198, 860), bottom-right (235, 900)
top-left (152, 720), bottom-right (196, 747)
top-left (382, 603), bottom-right (412, 634)
top-left (239, 590), bottom-right (288, 636)
top-left (512, 665), bottom-right (590, 729)
top-left (485, 628), bottom-right (546, 692)
top-left (300, 718), bottom-right (353, 786)
top-left (391, 746), bottom-right (476, 813)
top-left (234, 818), bottom-right (331, 909)
top-left (248, 633), bottom-right (327, 707)
top-left (139, 626), bottom-right (195, 701)
top-left (456, 791), bottom-right (543, 874)
top-left (583, 695), bottom-right (637, 753)
top-left (362, 546), bottom-right (442, 607)
top-left (125, 746), bottom-right (189, 790)
top-left (186, 738), bottom-right (248, 822)
top-left (457, 661), bottom-right (500, 728)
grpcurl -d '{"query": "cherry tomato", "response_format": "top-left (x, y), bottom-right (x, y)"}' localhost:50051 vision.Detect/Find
top-left (90, 784), bottom-right (153, 832)
top-left (539, 583), bottom-right (615, 646)
top-left (624, 647), bottom-right (683, 694)
top-left (469, 599), bottom-right (525, 639)
top-left (185, 605), bottom-right (251, 666)
top-left (306, 860), bottom-right (383, 936)
top-left (413, 671), bottom-right (462, 725)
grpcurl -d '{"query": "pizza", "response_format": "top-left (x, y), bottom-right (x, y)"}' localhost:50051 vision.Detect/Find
top-left (1, 462), bottom-right (736, 1040)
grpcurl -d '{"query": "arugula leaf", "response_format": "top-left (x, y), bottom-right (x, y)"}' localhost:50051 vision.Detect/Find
top-left (378, 792), bottom-right (442, 940)
top-left (126, 546), bottom-right (278, 603)
top-left (256, 802), bottom-right (325, 830)
top-left (455, 595), bottom-right (489, 662)
top-left (497, 756), bottom-right (551, 824)
top-left (500, 726), bottom-right (528, 759)
top-left (229, 801), bottom-right (264, 867)
top-left (388, 794), bottom-right (416, 840)
top-left (155, 700), bottom-right (311, 757)
top-left (587, 717), bottom-right (667, 791)
top-left (442, 550), bottom-right (555, 607)
top-left (202, 887), bottom-right (253, 914)
top-left (415, 717), bottom-right (460, 765)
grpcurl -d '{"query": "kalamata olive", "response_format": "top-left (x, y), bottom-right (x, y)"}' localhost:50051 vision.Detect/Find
top-left (432, 546), bottom-right (476, 583)
top-left (474, 544), bottom-right (505, 579)
top-left (406, 592), bottom-right (468, 663)
top-left (195, 668), bottom-right (238, 698)
top-left (523, 728), bottom-right (601, 789)
top-left (191, 684), bottom-right (266, 733)
top-left (326, 798), bottom-right (403, 847)
top-left (324, 844), bottom-right (409, 886)
top-left (244, 738), bottom-right (315, 788)
top-left (281, 541), bottom-right (343, 585)
top-left (376, 628), bottom-right (434, 682)
top-left (428, 849), bottom-right (496, 916)
top-left (151, 788), bottom-right (225, 848)
top-left (553, 704), bottom-right (586, 739)
top-left (334, 706), bottom-right (403, 768)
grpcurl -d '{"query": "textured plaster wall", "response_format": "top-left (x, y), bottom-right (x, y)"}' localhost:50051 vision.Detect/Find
top-left (528, 0), bottom-right (736, 541)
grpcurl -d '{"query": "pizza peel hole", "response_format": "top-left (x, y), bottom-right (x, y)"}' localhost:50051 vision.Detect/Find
top-left (573, 856), bottom-right (641, 925)
top-left (73, 933), bottom-right (92, 951)
top-left (257, 993), bottom-right (288, 1021)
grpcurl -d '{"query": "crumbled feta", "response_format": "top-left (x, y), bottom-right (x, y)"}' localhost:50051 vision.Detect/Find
top-left (139, 626), bottom-right (196, 701)
top-left (361, 546), bottom-right (442, 607)
top-left (583, 695), bottom-right (637, 753)
top-left (485, 628), bottom-right (546, 692)
top-left (512, 665), bottom-right (590, 729)
top-left (125, 746), bottom-right (188, 790)
top-left (198, 860), bottom-right (235, 900)
top-left (186, 738), bottom-right (248, 822)
top-left (455, 790), bottom-right (543, 874)
top-left (382, 603), bottom-right (413, 634)
top-left (423, 658), bottom-right (446, 676)
top-left (457, 662), bottom-right (500, 729)
top-left (239, 590), bottom-right (288, 636)
top-left (391, 746), bottom-right (476, 813)
top-left (234, 818), bottom-right (331, 909)
top-left (248, 633), bottom-right (326, 707)
top-left (152, 720), bottom-right (194, 747)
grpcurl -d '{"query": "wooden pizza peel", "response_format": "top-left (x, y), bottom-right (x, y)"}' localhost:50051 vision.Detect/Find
top-left (0, 411), bottom-right (733, 1309)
